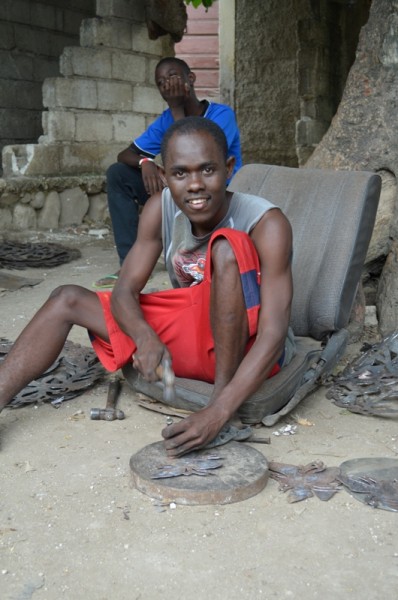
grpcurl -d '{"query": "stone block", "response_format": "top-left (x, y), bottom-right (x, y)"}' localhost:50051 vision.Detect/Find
top-left (0, 0), bottom-right (31, 24)
top-left (14, 24), bottom-right (51, 56)
top-left (87, 192), bottom-right (109, 222)
top-left (33, 56), bottom-right (60, 82)
top-left (111, 52), bottom-right (146, 83)
top-left (0, 190), bottom-right (19, 208)
top-left (31, 191), bottom-right (46, 209)
top-left (75, 112), bottom-right (113, 142)
top-left (131, 24), bottom-right (164, 54)
top-left (97, 80), bottom-right (133, 111)
top-left (147, 57), bottom-right (160, 82)
top-left (43, 78), bottom-right (97, 109)
top-left (59, 187), bottom-right (89, 226)
top-left (112, 113), bottom-right (146, 143)
top-left (63, 8), bottom-right (90, 36)
top-left (60, 47), bottom-right (113, 79)
top-left (20, 193), bottom-right (32, 205)
top-left (0, 109), bottom-right (41, 139)
top-left (2, 144), bottom-right (62, 178)
top-left (0, 22), bottom-right (15, 50)
top-left (0, 49), bottom-right (33, 80)
top-left (59, 142), bottom-right (122, 174)
top-left (132, 85), bottom-right (165, 114)
top-left (295, 117), bottom-right (328, 146)
top-left (44, 110), bottom-right (76, 142)
top-left (0, 207), bottom-right (13, 231)
top-left (0, 80), bottom-right (42, 110)
top-left (80, 17), bottom-right (132, 50)
top-left (30, 3), bottom-right (57, 30)
top-left (13, 204), bottom-right (37, 230)
top-left (38, 191), bottom-right (61, 230)
top-left (96, 0), bottom-right (145, 21)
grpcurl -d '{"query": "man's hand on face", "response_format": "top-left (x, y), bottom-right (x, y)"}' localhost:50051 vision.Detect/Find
top-left (141, 161), bottom-right (164, 196)
top-left (160, 74), bottom-right (190, 109)
top-left (161, 404), bottom-right (229, 457)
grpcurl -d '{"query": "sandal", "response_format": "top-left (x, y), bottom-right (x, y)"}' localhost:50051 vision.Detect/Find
top-left (93, 273), bottom-right (119, 289)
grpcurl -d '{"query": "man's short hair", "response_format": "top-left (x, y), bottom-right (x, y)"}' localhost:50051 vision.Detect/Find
top-left (155, 57), bottom-right (191, 75)
top-left (161, 117), bottom-right (228, 164)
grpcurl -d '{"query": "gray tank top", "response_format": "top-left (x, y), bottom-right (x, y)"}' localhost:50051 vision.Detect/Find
top-left (161, 187), bottom-right (278, 288)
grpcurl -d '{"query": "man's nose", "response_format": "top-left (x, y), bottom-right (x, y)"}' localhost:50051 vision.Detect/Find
top-left (187, 172), bottom-right (204, 190)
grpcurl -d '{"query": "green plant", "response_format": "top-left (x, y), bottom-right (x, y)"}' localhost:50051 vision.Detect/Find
top-left (185, 0), bottom-right (216, 9)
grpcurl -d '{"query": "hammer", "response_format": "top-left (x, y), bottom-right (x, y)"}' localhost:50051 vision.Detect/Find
top-left (90, 375), bottom-right (125, 421)
top-left (155, 357), bottom-right (177, 405)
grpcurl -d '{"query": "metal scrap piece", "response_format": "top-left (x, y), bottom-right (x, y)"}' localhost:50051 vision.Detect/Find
top-left (269, 460), bottom-right (342, 503)
top-left (0, 339), bottom-right (105, 408)
top-left (326, 330), bottom-right (398, 417)
top-left (338, 457), bottom-right (398, 512)
top-left (151, 454), bottom-right (223, 479)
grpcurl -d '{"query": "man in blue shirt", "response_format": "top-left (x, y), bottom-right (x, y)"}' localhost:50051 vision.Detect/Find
top-left (95, 57), bottom-right (242, 288)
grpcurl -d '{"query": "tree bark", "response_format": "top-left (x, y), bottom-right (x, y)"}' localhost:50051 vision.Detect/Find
top-left (305, 0), bottom-right (398, 178)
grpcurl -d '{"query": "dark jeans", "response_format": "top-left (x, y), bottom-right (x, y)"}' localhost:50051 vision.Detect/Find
top-left (106, 162), bottom-right (149, 264)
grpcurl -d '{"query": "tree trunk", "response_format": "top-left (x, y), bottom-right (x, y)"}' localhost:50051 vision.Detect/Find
top-left (306, 0), bottom-right (398, 336)
top-left (305, 0), bottom-right (398, 177)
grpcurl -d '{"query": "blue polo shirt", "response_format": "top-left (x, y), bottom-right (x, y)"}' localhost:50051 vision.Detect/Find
top-left (133, 102), bottom-right (242, 181)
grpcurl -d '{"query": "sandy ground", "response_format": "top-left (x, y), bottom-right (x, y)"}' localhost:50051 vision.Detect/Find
top-left (1, 230), bottom-right (397, 600)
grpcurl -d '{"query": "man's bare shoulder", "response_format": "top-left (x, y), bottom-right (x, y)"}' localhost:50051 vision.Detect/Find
top-left (250, 207), bottom-right (293, 261)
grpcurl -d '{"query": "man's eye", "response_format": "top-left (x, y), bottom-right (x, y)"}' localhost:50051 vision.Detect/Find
top-left (203, 166), bottom-right (214, 174)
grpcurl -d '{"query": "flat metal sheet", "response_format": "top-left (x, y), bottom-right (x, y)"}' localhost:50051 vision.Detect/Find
top-left (130, 441), bottom-right (269, 505)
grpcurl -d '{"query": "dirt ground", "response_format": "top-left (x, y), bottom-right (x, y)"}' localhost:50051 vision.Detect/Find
top-left (1, 230), bottom-right (397, 600)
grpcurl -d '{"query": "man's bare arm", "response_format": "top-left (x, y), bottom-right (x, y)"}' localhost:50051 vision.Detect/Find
top-left (110, 193), bottom-right (169, 379)
top-left (116, 146), bottom-right (164, 196)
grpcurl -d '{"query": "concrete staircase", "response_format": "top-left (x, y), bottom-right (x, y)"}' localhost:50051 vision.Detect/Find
top-left (2, 0), bottom-right (172, 178)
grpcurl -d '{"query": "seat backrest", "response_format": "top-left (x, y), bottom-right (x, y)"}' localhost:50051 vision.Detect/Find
top-left (228, 164), bottom-right (381, 340)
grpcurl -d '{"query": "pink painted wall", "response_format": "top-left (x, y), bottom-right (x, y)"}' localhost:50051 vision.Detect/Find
top-left (175, 2), bottom-right (219, 100)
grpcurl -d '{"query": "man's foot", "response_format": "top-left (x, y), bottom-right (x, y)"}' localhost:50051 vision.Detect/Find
top-left (93, 272), bottom-right (120, 289)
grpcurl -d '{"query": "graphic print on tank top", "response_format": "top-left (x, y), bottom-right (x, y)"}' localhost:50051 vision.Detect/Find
top-left (173, 249), bottom-right (207, 286)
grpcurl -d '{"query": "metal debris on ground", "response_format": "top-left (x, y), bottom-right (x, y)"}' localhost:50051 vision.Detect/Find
top-left (151, 454), bottom-right (223, 479)
top-left (338, 457), bottom-right (398, 512)
top-left (326, 330), bottom-right (398, 417)
top-left (269, 460), bottom-right (342, 503)
top-left (0, 240), bottom-right (81, 269)
top-left (272, 424), bottom-right (297, 436)
top-left (0, 339), bottom-right (105, 408)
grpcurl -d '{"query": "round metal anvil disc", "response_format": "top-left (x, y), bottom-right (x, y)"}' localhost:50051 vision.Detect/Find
top-left (130, 441), bottom-right (269, 505)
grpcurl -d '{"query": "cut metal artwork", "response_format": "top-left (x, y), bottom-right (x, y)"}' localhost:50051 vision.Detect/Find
top-left (0, 240), bottom-right (81, 269)
top-left (0, 339), bottom-right (105, 408)
top-left (269, 461), bottom-right (342, 503)
top-left (151, 454), bottom-right (223, 479)
top-left (338, 458), bottom-right (398, 512)
top-left (326, 331), bottom-right (398, 417)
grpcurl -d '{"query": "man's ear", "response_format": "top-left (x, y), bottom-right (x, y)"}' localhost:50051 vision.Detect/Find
top-left (188, 71), bottom-right (196, 86)
top-left (158, 165), bottom-right (168, 187)
top-left (226, 156), bottom-right (235, 180)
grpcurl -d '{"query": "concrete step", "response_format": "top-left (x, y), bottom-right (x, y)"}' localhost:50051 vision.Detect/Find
top-left (42, 109), bottom-right (146, 144)
top-left (2, 142), bottom-right (125, 178)
top-left (60, 46), bottom-right (147, 83)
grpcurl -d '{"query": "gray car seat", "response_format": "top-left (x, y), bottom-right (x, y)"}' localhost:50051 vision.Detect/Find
top-left (123, 164), bottom-right (381, 426)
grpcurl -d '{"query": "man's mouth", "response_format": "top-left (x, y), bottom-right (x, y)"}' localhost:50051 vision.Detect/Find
top-left (185, 196), bottom-right (210, 209)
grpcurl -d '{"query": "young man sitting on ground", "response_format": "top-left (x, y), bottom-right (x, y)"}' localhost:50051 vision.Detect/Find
top-left (0, 118), bottom-right (292, 456)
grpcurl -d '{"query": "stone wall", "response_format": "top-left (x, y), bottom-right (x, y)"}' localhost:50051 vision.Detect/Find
top-left (0, 0), bottom-right (173, 232)
top-left (234, 0), bottom-right (369, 167)
top-left (0, 0), bottom-right (96, 175)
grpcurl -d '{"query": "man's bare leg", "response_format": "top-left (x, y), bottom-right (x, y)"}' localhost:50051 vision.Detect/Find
top-left (210, 237), bottom-right (249, 399)
top-left (0, 285), bottom-right (108, 411)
